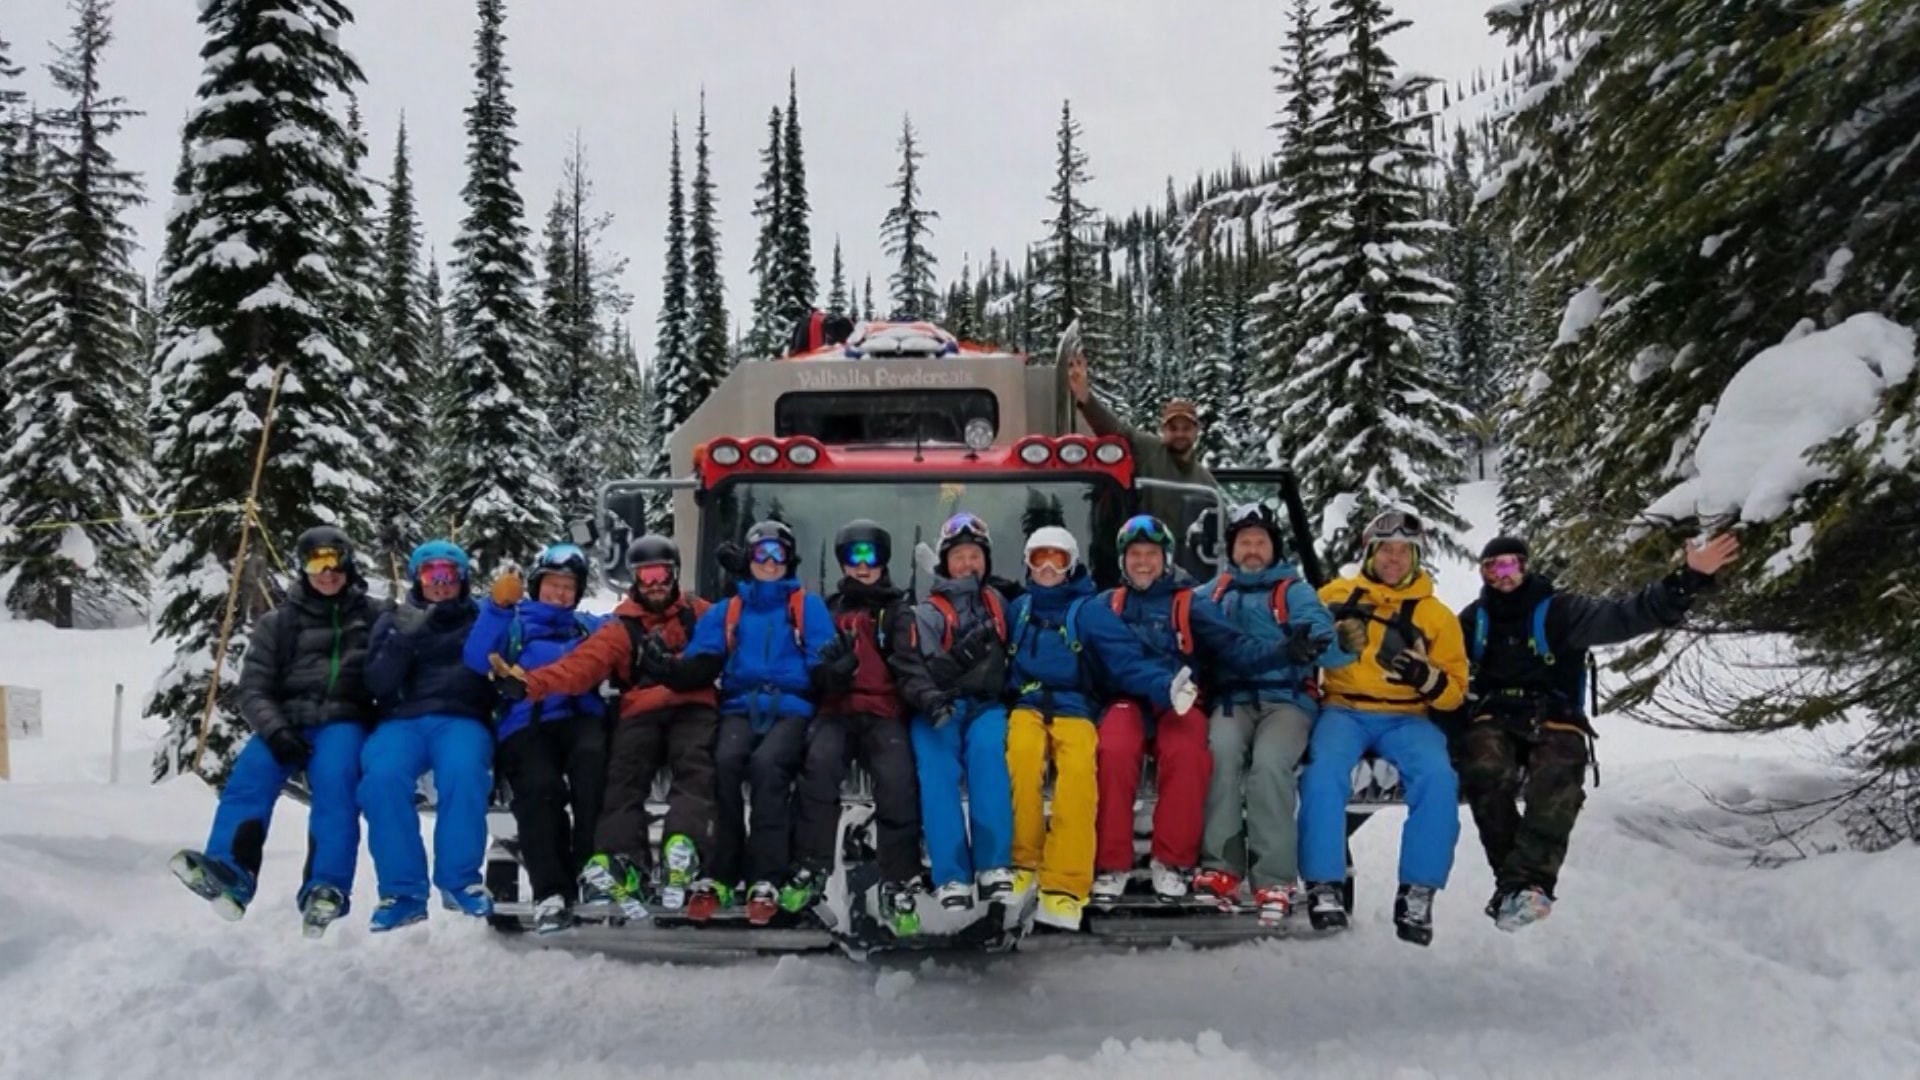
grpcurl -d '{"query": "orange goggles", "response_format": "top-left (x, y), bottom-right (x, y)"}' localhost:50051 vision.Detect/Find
top-left (303, 548), bottom-right (345, 575)
top-left (1026, 548), bottom-right (1071, 573)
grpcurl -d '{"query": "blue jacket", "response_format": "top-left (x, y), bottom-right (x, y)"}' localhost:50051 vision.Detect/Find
top-left (1105, 575), bottom-right (1282, 702)
top-left (463, 598), bottom-right (608, 741)
top-left (1008, 568), bottom-right (1163, 719)
top-left (1202, 562), bottom-right (1356, 710)
top-left (683, 578), bottom-right (837, 730)
top-left (367, 594), bottom-right (496, 722)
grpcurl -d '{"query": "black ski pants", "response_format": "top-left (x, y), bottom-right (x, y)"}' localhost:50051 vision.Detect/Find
top-left (1459, 720), bottom-right (1589, 895)
top-left (595, 703), bottom-right (719, 872)
top-left (495, 714), bottom-right (608, 904)
top-left (710, 713), bottom-right (809, 886)
top-left (794, 711), bottom-right (922, 886)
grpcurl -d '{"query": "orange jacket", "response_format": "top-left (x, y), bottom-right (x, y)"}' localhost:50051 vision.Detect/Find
top-left (524, 594), bottom-right (716, 718)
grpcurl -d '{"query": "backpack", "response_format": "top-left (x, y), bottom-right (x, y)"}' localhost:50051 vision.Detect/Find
top-left (1468, 596), bottom-right (1594, 714)
top-left (723, 590), bottom-right (810, 652)
top-left (1108, 586), bottom-right (1196, 656)
top-left (927, 589), bottom-right (1009, 650)
top-left (1010, 594), bottom-right (1094, 699)
top-left (1212, 575), bottom-right (1322, 701)
top-left (616, 604), bottom-right (702, 689)
top-left (1333, 587), bottom-right (1426, 655)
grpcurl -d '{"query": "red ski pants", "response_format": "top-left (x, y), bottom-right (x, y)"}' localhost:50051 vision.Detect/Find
top-left (1095, 699), bottom-right (1212, 872)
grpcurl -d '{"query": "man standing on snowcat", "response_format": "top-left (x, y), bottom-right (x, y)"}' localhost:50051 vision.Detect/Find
top-left (1458, 531), bottom-right (1739, 931)
top-left (1066, 348), bottom-right (1216, 531)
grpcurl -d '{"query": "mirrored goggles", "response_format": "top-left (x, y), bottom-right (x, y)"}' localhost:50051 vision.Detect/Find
top-left (1026, 548), bottom-right (1071, 573)
top-left (1227, 503), bottom-right (1272, 529)
top-left (752, 539), bottom-right (790, 565)
top-left (1480, 555), bottom-right (1525, 579)
top-left (940, 513), bottom-right (990, 543)
top-left (842, 541), bottom-right (883, 568)
top-left (1366, 510), bottom-right (1425, 542)
top-left (303, 548), bottom-right (345, 575)
top-left (633, 562), bottom-right (675, 588)
top-left (536, 543), bottom-right (588, 571)
top-left (1116, 514), bottom-right (1174, 549)
top-left (417, 560), bottom-right (464, 588)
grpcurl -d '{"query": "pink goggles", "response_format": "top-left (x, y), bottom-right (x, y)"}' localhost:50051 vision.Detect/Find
top-left (1479, 555), bottom-right (1525, 579)
top-left (417, 560), bottom-right (465, 588)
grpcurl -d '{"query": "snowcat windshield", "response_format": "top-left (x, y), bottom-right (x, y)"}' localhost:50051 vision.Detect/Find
top-left (700, 475), bottom-right (1132, 596)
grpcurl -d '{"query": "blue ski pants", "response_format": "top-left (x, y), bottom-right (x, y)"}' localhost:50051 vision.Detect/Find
top-left (1298, 706), bottom-right (1460, 889)
top-left (359, 714), bottom-right (494, 901)
top-left (909, 705), bottom-right (1012, 888)
top-left (205, 722), bottom-right (366, 908)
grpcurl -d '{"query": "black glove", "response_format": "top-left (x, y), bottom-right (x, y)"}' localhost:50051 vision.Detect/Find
top-left (715, 541), bottom-right (748, 578)
top-left (951, 622), bottom-right (1003, 669)
top-left (635, 634), bottom-right (673, 679)
top-left (1387, 649), bottom-right (1447, 699)
top-left (820, 630), bottom-right (861, 680)
top-left (928, 699), bottom-right (957, 729)
top-left (1283, 622), bottom-right (1330, 666)
top-left (392, 604), bottom-right (431, 635)
top-left (494, 668), bottom-right (528, 703)
top-left (265, 727), bottom-right (312, 769)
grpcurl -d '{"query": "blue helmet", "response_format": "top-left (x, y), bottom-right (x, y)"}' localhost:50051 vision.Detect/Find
top-left (407, 539), bottom-right (472, 582)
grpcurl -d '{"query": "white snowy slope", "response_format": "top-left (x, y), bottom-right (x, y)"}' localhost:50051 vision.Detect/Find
top-left (2, 485), bottom-right (1917, 1080)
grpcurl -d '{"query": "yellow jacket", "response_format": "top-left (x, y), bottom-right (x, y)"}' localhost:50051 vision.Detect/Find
top-left (1317, 570), bottom-right (1468, 714)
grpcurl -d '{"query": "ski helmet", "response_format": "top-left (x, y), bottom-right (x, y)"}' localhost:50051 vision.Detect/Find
top-left (833, 519), bottom-right (892, 570)
top-left (1023, 526), bottom-right (1081, 572)
top-left (625, 534), bottom-right (681, 572)
top-left (745, 520), bottom-right (799, 577)
top-left (294, 525), bottom-right (357, 577)
top-left (1479, 535), bottom-right (1529, 563)
top-left (1360, 509), bottom-right (1424, 582)
top-left (936, 512), bottom-right (992, 576)
top-left (528, 543), bottom-right (590, 602)
top-left (407, 539), bottom-right (471, 582)
top-left (1225, 502), bottom-right (1286, 555)
top-left (1116, 514), bottom-right (1176, 558)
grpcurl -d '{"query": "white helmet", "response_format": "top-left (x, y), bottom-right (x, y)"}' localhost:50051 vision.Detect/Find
top-left (1024, 526), bottom-right (1081, 569)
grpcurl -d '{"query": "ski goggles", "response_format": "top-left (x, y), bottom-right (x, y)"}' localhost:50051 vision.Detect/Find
top-left (1026, 548), bottom-right (1072, 573)
top-left (1116, 514), bottom-right (1175, 550)
top-left (535, 543), bottom-right (588, 572)
top-left (1480, 555), bottom-right (1525, 581)
top-left (416, 559), bottom-right (464, 588)
top-left (1227, 503), bottom-right (1273, 529)
top-left (303, 548), bottom-right (346, 575)
top-left (633, 562), bottom-right (675, 588)
top-left (1364, 510), bottom-right (1425, 543)
top-left (842, 541), bottom-right (883, 568)
top-left (939, 513), bottom-right (991, 544)
top-left (752, 539), bottom-right (790, 565)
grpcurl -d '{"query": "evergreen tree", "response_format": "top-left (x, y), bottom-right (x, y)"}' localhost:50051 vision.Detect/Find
top-left (333, 98), bottom-right (378, 386)
top-left (147, 0), bottom-right (378, 780)
top-left (744, 106), bottom-right (784, 358)
top-left (880, 114), bottom-right (938, 319)
top-left (649, 118), bottom-right (695, 533)
top-left (860, 274), bottom-right (874, 324)
top-left (1034, 101), bottom-right (1103, 340)
top-left (1274, 0), bottom-right (1467, 560)
top-left (0, 37), bottom-right (35, 385)
top-left (824, 236), bottom-right (848, 316)
top-left (687, 94), bottom-right (730, 394)
top-left (369, 115), bottom-right (429, 563)
top-left (776, 71), bottom-right (815, 323)
top-left (436, 0), bottom-right (560, 574)
top-left (0, 0), bottom-right (150, 627)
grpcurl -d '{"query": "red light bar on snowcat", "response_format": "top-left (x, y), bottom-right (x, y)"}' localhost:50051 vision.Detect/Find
top-left (695, 435), bottom-right (1134, 487)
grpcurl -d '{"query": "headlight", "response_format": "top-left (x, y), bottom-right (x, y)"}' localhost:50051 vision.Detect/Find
top-left (1058, 441), bottom-right (1090, 465)
top-left (747, 442), bottom-right (781, 466)
top-left (787, 442), bottom-right (820, 466)
top-left (964, 417), bottom-right (996, 452)
top-left (710, 442), bottom-right (743, 466)
top-left (1018, 441), bottom-right (1052, 465)
top-left (1094, 442), bottom-right (1126, 465)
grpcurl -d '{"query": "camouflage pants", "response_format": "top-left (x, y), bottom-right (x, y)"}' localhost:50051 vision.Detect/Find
top-left (1458, 722), bottom-right (1589, 894)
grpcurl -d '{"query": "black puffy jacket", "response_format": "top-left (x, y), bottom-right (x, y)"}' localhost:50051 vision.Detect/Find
top-left (236, 578), bottom-right (382, 739)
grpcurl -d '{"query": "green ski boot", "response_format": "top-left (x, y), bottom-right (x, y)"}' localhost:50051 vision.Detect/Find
top-left (578, 853), bottom-right (649, 922)
top-left (778, 869), bottom-right (822, 914)
top-left (661, 834), bottom-right (699, 912)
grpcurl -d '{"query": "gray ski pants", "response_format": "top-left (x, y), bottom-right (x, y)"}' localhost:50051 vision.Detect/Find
top-left (1201, 701), bottom-right (1314, 888)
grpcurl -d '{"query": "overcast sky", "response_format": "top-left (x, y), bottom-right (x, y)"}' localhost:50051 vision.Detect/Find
top-left (6, 0), bottom-right (1506, 356)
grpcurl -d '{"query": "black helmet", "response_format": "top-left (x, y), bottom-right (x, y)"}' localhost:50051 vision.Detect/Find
top-left (833, 519), bottom-right (892, 570)
top-left (1225, 502), bottom-right (1285, 554)
top-left (625, 534), bottom-right (681, 571)
top-left (936, 512), bottom-right (992, 576)
top-left (745, 520), bottom-right (798, 577)
top-left (528, 543), bottom-right (590, 603)
top-left (294, 525), bottom-right (357, 576)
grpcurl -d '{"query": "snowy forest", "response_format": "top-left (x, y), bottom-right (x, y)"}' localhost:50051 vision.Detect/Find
top-left (0, 0), bottom-right (1915, 844)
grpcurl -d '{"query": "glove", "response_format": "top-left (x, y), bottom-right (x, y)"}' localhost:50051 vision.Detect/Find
top-left (1386, 645), bottom-right (1447, 699)
top-left (491, 570), bottom-right (525, 607)
top-left (635, 633), bottom-right (672, 679)
top-left (392, 604), bottom-right (431, 635)
top-left (819, 629), bottom-right (860, 680)
top-left (1283, 622), bottom-right (1331, 666)
top-left (929, 699), bottom-right (957, 729)
top-left (1169, 666), bottom-right (1200, 715)
top-left (1334, 616), bottom-right (1369, 655)
top-left (486, 654), bottom-right (530, 702)
top-left (715, 541), bottom-right (748, 577)
top-left (265, 727), bottom-right (312, 769)
top-left (952, 622), bottom-right (1003, 669)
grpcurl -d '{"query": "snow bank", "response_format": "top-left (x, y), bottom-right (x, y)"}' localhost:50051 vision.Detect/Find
top-left (1648, 313), bottom-right (1916, 521)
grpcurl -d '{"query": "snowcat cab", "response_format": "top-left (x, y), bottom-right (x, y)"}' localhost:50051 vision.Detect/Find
top-left (486, 320), bottom-right (1405, 959)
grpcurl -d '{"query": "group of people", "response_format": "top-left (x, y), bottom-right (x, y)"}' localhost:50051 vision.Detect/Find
top-left (168, 480), bottom-right (1738, 947)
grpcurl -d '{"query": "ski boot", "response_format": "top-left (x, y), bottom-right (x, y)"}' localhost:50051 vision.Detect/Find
top-left (579, 853), bottom-right (650, 923)
top-left (1254, 885), bottom-right (1295, 926)
top-left (169, 850), bottom-right (252, 922)
top-left (745, 881), bottom-right (781, 925)
top-left (660, 834), bottom-right (699, 911)
top-left (1494, 886), bottom-right (1553, 932)
top-left (779, 868), bottom-right (823, 914)
top-left (1191, 868), bottom-right (1242, 908)
top-left (1394, 884), bottom-right (1436, 947)
top-left (440, 884), bottom-right (494, 918)
top-left (370, 895), bottom-right (428, 932)
top-left (934, 881), bottom-right (974, 910)
top-left (1035, 890), bottom-right (1086, 932)
top-left (1010, 869), bottom-right (1039, 910)
top-left (976, 867), bottom-right (1015, 905)
top-left (1150, 861), bottom-right (1189, 902)
top-left (1090, 872), bottom-right (1129, 906)
top-left (532, 895), bottom-right (572, 935)
top-left (1304, 881), bottom-right (1348, 931)
top-left (299, 885), bottom-right (348, 940)
top-left (880, 881), bottom-right (922, 937)
top-left (686, 879), bottom-right (733, 922)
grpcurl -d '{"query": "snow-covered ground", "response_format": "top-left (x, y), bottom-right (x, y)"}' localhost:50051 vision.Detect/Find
top-left (2, 485), bottom-right (1916, 1079)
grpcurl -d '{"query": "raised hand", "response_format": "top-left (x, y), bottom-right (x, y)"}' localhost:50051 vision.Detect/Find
top-left (1685, 533), bottom-right (1741, 576)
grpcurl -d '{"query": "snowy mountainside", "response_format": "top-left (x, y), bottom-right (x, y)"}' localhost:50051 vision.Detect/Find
top-left (1, 484), bottom-right (1917, 1079)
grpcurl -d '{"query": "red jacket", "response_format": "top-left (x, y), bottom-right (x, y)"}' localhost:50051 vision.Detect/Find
top-left (825, 579), bottom-right (907, 722)
top-left (525, 593), bottom-right (716, 718)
